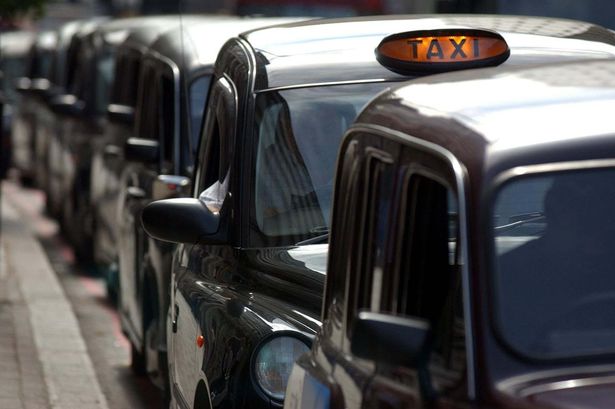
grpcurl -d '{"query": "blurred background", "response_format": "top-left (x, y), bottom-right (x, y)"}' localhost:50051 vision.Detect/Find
top-left (1, 0), bottom-right (614, 32)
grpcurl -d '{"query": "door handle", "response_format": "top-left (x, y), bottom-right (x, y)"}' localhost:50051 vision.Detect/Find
top-left (126, 186), bottom-right (146, 200)
top-left (172, 304), bottom-right (179, 333)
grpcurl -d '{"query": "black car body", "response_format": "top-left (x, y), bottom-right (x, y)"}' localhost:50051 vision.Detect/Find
top-left (284, 19), bottom-right (615, 409)
top-left (11, 30), bottom-right (57, 185)
top-left (142, 15), bottom-right (615, 409)
top-left (45, 18), bottom-right (107, 224)
top-left (49, 16), bottom-right (183, 262)
top-left (115, 16), bottom-right (302, 390)
top-left (90, 17), bottom-right (194, 300)
top-left (0, 30), bottom-right (36, 179)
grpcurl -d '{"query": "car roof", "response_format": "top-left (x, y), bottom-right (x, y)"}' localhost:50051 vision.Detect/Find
top-left (117, 15), bottom-right (220, 54)
top-left (0, 31), bottom-right (36, 57)
top-left (354, 58), bottom-right (615, 177)
top-left (147, 17), bottom-right (304, 78)
top-left (34, 31), bottom-right (57, 51)
top-left (241, 14), bottom-right (615, 91)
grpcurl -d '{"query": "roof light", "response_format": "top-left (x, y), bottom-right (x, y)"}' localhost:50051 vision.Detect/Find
top-left (376, 29), bottom-right (510, 74)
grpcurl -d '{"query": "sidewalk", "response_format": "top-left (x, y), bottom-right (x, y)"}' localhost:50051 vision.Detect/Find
top-left (0, 183), bottom-right (109, 409)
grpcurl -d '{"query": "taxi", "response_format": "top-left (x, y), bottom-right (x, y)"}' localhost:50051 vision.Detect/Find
top-left (11, 30), bottom-right (57, 186)
top-left (32, 18), bottom-right (106, 212)
top-left (141, 15), bottom-right (615, 409)
top-left (47, 16), bottom-right (182, 262)
top-left (285, 33), bottom-right (615, 409)
top-left (109, 15), bottom-right (300, 394)
top-left (0, 30), bottom-right (35, 179)
top-left (89, 17), bottom-right (192, 302)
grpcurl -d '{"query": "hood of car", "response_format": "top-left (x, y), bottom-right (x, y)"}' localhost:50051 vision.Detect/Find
top-left (241, 244), bottom-right (327, 315)
top-left (524, 379), bottom-right (615, 409)
top-left (501, 369), bottom-right (615, 409)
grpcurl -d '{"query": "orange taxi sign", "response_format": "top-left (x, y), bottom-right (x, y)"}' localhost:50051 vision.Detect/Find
top-left (376, 29), bottom-right (510, 74)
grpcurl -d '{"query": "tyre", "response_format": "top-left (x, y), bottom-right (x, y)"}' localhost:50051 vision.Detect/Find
top-left (130, 342), bottom-right (147, 376)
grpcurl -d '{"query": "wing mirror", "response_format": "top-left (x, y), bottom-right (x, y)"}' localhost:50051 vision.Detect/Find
top-left (141, 198), bottom-right (226, 245)
top-left (350, 312), bottom-right (430, 367)
top-left (49, 94), bottom-right (85, 117)
top-left (152, 175), bottom-right (191, 201)
top-left (107, 104), bottom-right (134, 125)
top-left (124, 137), bottom-right (159, 163)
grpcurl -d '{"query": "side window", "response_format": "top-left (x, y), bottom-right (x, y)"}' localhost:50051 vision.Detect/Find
top-left (182, 75), bottom-right (212, 174)
top-left (391, 171), bottom-right (465, 393)
top-left (194, 77), bottom-right (236, 213)
top-left (135, 64), bottom-right (157, 141)
top-left (326, 136), bottom-right (395, 346)
top-left (331, 135), bottom-right (466, 394)
top-left (159, 73), bottom-right (175, 171)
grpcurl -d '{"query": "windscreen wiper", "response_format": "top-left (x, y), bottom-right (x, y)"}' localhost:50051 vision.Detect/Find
top-left (296, 226), bottom-right (329, 245)
top-left (495, 212), bottom-right (545, 232)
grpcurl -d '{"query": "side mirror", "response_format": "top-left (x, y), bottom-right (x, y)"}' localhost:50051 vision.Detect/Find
top-left (14, 77), bottom-right (32, 93)
top-left (141, 198), bottom-right (225, 245)
top-left (124, 137), bottom-right (159, 163)
top-left (49, 94), bottom-right (85, 117)
top-left (107, 104), bottom-right (134, 125)
top-left (350, 312), bottom-right (430, 367)
top-left (152, 175), bottom-right (191, 201)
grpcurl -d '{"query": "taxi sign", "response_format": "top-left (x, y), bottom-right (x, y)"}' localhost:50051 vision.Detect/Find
top-left (376, 29), bottom-right (510, 74)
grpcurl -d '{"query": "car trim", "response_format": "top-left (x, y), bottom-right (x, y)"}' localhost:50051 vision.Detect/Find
top-left (518, 374), bottom-right (615, 397)
top-left (253, 77), bottom-right (407, 94)
top-left (496, 364), bottom-right (615, 394)
top-left (349, 123), bottom-right (476, 399)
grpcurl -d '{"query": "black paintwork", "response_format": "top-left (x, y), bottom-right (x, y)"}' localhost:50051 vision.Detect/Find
top-left (151, 14), bottom-right (615, 409)
top-left (10, 31), bottom-right (56, 183)
top-left (285, 51), bottom-right (615, 409)
top-left (114, 16), bottom-right (301, 394)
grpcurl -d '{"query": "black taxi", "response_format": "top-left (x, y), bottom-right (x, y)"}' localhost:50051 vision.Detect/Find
top-left (11, 30), bottom-right (56, 186)
top-left (285, 35), bottom-right (615, 409)
top-left (47, 16), bottom-right (184, 262)
top-left (0, 30), bottom-right (35, 179)
top-left (112, 16), bottom-right (300, 393)
top-left (141, 15), bottom-right (615, 409)
top-left (89, 18), bottom-right (185, 303)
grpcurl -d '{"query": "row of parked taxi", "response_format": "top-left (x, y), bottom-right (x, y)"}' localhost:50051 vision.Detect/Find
top-left (6, 11), bottom-right (615, 409)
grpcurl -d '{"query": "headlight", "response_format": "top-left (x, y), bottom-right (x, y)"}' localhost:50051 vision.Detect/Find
top-left (253, 335), bottom-right (310, 401)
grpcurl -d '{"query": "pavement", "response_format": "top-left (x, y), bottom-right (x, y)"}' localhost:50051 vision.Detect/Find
top-left (0, 182), bottom-right (109, 409)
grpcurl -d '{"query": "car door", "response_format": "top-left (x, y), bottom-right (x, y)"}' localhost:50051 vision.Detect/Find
top-left (118, 61), bottom-right (162, 340)
top-left (171, 76), bottom-right (238, 407)
top-left (356, 135), bottom-right (470, 409)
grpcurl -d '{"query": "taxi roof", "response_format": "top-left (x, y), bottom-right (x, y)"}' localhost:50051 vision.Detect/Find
top-left (354, 58), bottom-right (615, 177)
top-left (147, 17), bottom-right (304, 78)
top-left (0, 31), bottom-right (36, 57)
top-left (242, 14), bottom-right (615, 91)
top-left (33, 31), bottom-right (57, 51)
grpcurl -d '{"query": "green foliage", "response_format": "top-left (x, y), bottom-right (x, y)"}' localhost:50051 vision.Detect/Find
top-left (0, 0), bottom-right (46, 19)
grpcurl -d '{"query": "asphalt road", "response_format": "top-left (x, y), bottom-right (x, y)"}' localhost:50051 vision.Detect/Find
top-left (4, 181), bottom-right (162, 409)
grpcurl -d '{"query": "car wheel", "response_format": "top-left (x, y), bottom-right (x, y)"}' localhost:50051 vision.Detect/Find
top-left (130, 342), bottom-right (147, 376)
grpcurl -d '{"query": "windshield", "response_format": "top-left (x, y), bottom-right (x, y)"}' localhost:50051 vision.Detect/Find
top-left (253, 82), bottom-right (392, 245)
top-left (493, 168), bottom-right (615, 359)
